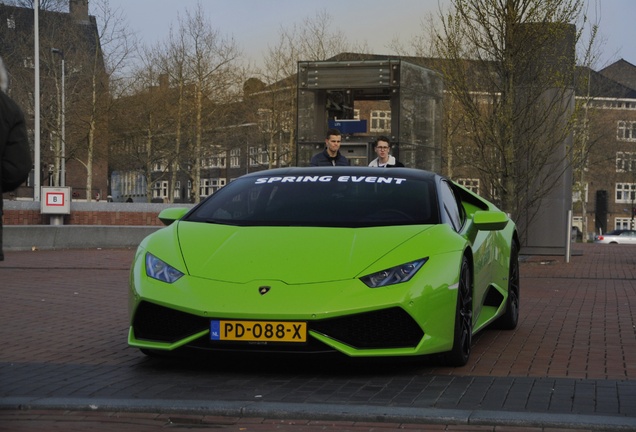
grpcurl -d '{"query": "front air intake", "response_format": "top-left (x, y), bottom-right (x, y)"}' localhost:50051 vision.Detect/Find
top-left (310, 307), bottom-right (423, 349)
top-left (132, 301), bottom-right (208, 343)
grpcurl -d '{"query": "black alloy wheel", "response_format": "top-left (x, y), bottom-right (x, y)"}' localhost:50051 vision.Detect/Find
top-left (445, 256), bottom-right (473, 367)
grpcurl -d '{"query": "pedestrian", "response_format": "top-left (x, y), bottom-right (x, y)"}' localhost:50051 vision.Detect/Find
top-left (1, 56), bottom-right (32, 261)
top-left (310, 128), bottom-right (351, 166)
top-left (368, 136), bottom-right (404, 168)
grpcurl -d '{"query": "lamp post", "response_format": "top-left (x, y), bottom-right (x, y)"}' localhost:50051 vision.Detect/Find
top-left (34, 2), bottom-right (40, 200)
top-left (51, 48), bottom-right (65, 187)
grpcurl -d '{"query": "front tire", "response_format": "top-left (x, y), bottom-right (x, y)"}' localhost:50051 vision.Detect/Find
top-left (444, 256), bottom-right (472, 367)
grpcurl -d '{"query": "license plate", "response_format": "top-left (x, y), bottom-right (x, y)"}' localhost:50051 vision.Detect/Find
top-left (210, 320), bottom-right (307, 343)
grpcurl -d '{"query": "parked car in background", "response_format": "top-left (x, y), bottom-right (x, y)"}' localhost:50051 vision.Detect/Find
top-left (594, 229), bottom-right (636, 244)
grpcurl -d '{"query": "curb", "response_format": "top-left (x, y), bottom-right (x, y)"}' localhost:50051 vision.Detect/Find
top-left (2, 397), bottom-right (636, 431)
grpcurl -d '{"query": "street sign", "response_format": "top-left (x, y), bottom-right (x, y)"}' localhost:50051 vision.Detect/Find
top-left (328, 119), bottom-right (367, 134)
top-left (40, 187), bottom-right (71, 214)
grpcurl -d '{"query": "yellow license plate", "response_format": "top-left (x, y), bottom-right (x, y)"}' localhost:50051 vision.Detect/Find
top-left (210, 320), bottom-right (307, 343)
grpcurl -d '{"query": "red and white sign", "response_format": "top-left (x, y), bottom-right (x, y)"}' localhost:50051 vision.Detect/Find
top-left (40, 187), bottom-right (71, 214)
top-left (46, 192), bottom-right (65, 206)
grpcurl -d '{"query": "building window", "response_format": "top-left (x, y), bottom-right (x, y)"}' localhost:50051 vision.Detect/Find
top-left (592, 100), bottom-right (636, 110)
top-left (230, 148), bottom-right (240, 168)
top-left (370, 110), bottom-right (391, 132)
top-left (281, 111), bottom-right (293, 132)
top-left (153, 181), bottom-right (168, 199)
top-left (152, 161), bottom-right (167, 172)
top-left (259, 148), bottom-right (269, 165)
top-left (615, 183), bottom-right (636, 203)
top-left (572, 182), bottom-right (588, 203)
top-left (456, 178), bottom-right (480, 194)
top-left (615, 217), bottom-right (633, 230)
top-left (258, 109), bottom-right (273, 132)
top-left (249, 146), bottom-right (268, 167)
top-left (616, 152), bottom-right (636, 172)
top-left (203, 147), bottom-right (226, 168)
top-left (617, 121), bottom-right (636, 141)
top-left (23, 56), bottom-right (34, 69)
top-left (249, 147), bottom-right (258, 167)
top-left (204, 156), bottom-right (226, 168)
top-left (200, 178), bottom-right (226, 198)
top-left (120, 170), bottom-right (146, 199)
top-left (174, 181), bottom-right (181, 199)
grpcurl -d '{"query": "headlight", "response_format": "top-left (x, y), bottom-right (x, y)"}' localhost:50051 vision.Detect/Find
top-left (145, 253), bottom-right (184, 283)
top-left (360, 258), bottom-right (427, 288)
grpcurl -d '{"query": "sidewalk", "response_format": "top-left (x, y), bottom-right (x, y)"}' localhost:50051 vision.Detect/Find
top-left (1, 243), bottom-right (635, 431)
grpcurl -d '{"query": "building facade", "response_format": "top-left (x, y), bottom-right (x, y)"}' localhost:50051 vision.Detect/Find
top-left (576, 59), bottom-right (636, 236)
top-left (0, 0), bottom-right (109, 202)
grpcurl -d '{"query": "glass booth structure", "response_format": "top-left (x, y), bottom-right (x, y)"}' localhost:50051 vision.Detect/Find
top-left (296, 59), bottom-right (443, 170)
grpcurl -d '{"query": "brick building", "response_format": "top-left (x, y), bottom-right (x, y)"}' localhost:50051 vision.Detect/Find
top-left (576, 59), bottom-right (636, 237)
top-left (0, 0), bottom-right (109, 202)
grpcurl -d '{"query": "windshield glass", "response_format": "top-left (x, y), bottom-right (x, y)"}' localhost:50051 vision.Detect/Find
top-left (185, 173), bottom-right (439, 227)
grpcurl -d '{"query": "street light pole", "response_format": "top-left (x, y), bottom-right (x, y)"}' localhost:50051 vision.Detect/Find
top-left (51, 48), bottom-right (65, 187)
top-left (34, 2), bottom-right (40, 200)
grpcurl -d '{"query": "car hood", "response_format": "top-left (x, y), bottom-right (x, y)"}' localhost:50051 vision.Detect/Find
top-left (173, 221), bottom-right (435, 284)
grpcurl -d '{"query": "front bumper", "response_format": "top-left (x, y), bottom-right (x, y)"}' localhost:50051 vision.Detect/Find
top-left (129, 301), bottom-right (425, 355)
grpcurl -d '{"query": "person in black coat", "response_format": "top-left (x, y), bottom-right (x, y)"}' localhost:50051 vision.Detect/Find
top-left (310, 128), bottom-right (350, 166)
top-left (1, 56), bottom-right (32, 261)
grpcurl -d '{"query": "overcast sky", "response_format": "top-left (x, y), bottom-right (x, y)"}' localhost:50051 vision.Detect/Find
top-left (106, 0), bottom-right (635, 71)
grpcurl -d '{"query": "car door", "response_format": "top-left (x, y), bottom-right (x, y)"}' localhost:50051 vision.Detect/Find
top-left (624, 230), bottom-right (636, 244)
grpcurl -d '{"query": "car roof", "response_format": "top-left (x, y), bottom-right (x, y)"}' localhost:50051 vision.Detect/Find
top-left (608, 229), bottom-right (636, 234)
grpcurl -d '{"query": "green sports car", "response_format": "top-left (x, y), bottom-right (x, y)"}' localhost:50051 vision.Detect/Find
top-left (128, 167), bottom-right (519, 366)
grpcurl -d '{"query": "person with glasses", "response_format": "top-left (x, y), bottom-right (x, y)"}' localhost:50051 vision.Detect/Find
top-left (368, 136), bottom-right (404, 168)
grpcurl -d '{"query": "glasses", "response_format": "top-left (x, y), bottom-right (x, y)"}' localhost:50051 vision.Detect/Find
top-left (376, 146), bottom-right (389, 150)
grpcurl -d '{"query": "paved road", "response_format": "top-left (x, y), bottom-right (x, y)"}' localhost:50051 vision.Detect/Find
top-left (1, 243), bottom-right (635, 431)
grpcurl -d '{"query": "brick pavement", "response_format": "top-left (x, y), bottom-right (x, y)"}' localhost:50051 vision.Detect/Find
top-left (0, 243), bottom-right (635, 431)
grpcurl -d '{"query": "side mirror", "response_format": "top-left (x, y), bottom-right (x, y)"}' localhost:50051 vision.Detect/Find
top-left (158, 207), bottom-right (190, 226)
top-left (473, 210), bottom-right (509, 231)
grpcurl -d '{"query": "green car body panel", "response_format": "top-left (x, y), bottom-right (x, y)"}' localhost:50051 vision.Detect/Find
top-left (128, 167), bottom-right (518, 363)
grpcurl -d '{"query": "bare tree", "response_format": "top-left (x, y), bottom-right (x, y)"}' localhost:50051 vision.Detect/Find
top-left (156, 24), bottom-right (190, 203)
top-left (258, 9), bottom-right (352, 167)
top-left (108, 3), bottom-right (244, 204)
top-left (178, 3), bottom-right (241, 203)
top-left (61, 0), bottom-right (136, 200)
top-left (430, 0), bottom-right (596, 241)
top-left (124, 49), bottom-right (177, 202)
top-left (2, 0), bottom-right (67, 12)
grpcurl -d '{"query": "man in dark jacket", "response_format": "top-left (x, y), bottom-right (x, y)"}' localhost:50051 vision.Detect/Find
top-left (1, 56), bottom-right (32, 261)
top-left (310, 128), bottom-right (350, 166)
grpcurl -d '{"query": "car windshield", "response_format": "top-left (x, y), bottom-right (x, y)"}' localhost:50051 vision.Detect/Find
top-left (185, 173), bottom-right (439, 228)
